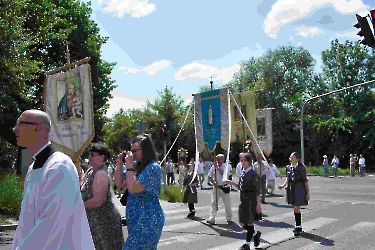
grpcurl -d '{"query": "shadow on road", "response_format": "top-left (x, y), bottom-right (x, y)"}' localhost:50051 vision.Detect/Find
top-left (254, 219), bottom-right (294, 229)
top-left (300, 231), bottom-right (335, 246)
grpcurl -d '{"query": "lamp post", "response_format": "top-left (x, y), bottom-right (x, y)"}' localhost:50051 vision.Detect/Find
top-left (300, 79), bottom-right (375, 164)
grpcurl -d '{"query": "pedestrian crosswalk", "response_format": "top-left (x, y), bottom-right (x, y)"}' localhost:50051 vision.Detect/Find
top-left (157, 199), bottom-right (375, 249)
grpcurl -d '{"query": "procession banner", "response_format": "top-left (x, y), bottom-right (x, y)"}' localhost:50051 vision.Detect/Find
top-left (256, 108), bottom-right (273, 156)
top-left (194, 88), bottom-right (230, 154)
top-left (44, 63), bottom-right (94, 160)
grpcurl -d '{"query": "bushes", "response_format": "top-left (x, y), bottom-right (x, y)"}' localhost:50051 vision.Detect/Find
top-left (0, 173), bottom-right (24, 218)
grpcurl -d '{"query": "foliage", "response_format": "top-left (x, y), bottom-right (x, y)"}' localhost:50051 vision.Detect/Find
top-left (159, 185), bottom-right (183, 203)
top-left (0, 173), bottom-right (24, 217)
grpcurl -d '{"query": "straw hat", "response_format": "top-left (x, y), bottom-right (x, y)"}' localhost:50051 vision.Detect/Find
top-left (323, 155), bottom-right (327, 158)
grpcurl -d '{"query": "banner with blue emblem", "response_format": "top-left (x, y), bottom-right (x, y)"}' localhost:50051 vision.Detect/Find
top-left (194, 88), bottom-right (230, 154)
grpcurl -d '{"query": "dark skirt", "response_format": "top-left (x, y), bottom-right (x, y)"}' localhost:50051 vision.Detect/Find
top-left (182, 186), bottom-right (198, 203)
top-left (286, 182), bottom-right (308, 206)
top-left (238, 191), bottom-right (259, 225)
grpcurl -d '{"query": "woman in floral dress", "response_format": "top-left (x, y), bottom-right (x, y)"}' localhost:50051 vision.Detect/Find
top-left (81, 143), bottom-right (124, 250)
top-left (114, 134), bottom-right (165, 249)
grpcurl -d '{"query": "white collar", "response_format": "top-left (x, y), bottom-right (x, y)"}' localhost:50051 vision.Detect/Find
top-left (32, 141), bottom-right (52, 160)
top-left (243, 166), bottom-right (252, 173)
top-left (291, 163), bottom-right (298, 168)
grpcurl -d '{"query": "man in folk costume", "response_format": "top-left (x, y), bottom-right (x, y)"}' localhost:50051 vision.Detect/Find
top-left (206, 154), bottom-right (233, 224)
top-left (11, 110), bottom-right (95, 250)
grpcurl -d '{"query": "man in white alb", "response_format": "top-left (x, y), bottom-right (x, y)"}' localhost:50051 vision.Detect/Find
top-left (11, 109), bottom-right (94, 250)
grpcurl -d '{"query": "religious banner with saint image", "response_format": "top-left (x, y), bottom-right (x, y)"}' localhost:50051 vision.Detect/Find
top-left (44, 63), bottom-right (94, 159)
top-left (256, 108), bottom-right (273, 156)
top-left (194, 88), bottom-right (230, 153)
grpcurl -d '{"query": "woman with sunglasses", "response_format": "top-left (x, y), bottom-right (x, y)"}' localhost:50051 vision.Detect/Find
top-left (114, 134), bottom-right (165, 250)
top-left (80, 143), bottom-right (124, 250)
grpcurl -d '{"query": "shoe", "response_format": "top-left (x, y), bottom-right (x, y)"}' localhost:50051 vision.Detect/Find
top-left (187, 211), bottom-right (195, 218)
top-left (253, 231), bottom-right (261, 247)
top-left (293, 227), bottom-right (302, 236)
top-left (206, 218), bottom-right (215, 225)
top-left (261, 201), bottom-right (267, 204)
top-left (239, 244), bottom-right (250, 250)
top-left (227, 220), bottom-right (234, 225)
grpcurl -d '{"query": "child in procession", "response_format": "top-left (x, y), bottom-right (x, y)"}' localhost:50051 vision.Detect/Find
top-left (278, 152), bottom-right (310, 236)
top-left (181, 164), bottom-right (199, 217)
top-left (225, 152), bottom-right (262, 250)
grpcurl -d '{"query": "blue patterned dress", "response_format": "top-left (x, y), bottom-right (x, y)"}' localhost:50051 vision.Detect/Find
top-left (122, 161), bottom-right (165, 250)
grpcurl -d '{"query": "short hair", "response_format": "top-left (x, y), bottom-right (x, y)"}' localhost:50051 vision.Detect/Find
top-left (132, 134), bottom-right (157, 175)
top-left (216, 154), bottom-right (225, 159)
top-left (89, 143), bottom-right (110, 162)
top-left (243, 152), bottom-right (253, 164)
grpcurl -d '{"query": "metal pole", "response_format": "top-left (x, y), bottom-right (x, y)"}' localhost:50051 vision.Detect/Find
top-left (300, 79), bottom-right (375, 164)
top-left (163, 139), bottom-right (167, 193)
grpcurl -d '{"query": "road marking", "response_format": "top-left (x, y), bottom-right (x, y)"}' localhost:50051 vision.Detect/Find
top-left (298, 221), bottom-right (375, 249)
top-left (205, 217), bottom-right (338, 250)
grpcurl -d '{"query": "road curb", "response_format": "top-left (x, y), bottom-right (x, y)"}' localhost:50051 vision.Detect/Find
top-left (0, 224), bottom-right (18, 231)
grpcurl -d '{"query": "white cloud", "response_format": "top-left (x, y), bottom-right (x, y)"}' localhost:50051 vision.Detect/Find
top-left (296, 26), bottom-right (322, 37)
top-left (119, 60), bottom-right (171, 78)
top-left (106, 91), bottom-right (147, 118)
top-left (264, 0), bottom-right (367, 38)
top-left (99, 0), bottom-right (156, 18)
top-left (174, 62), bottom-right (241, 85)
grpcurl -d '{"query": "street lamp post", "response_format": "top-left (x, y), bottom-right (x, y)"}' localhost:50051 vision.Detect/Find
top-left (300, 79), bottom-right (375, 164)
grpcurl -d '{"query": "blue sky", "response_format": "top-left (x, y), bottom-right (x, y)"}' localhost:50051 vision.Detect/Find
top-left (81, 0), bottom-right (375, 118)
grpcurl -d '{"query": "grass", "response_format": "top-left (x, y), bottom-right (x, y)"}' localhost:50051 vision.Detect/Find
top-left (159, 185), bottom-right (184, 203)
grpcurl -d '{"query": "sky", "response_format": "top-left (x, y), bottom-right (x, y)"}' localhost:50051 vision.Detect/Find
top-left (80, 0), bottom-right (375, 118)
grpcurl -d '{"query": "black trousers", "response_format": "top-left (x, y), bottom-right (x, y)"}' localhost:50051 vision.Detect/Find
top-left (260, 175), bottom-right (266, 202)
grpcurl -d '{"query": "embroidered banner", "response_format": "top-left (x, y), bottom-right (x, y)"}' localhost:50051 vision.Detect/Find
top-left (194, 88), bottom-right (229, 153)
top-left (44, 64), bottom-right (94, 159)
top-left (256, 108), bottom-right (273, 156)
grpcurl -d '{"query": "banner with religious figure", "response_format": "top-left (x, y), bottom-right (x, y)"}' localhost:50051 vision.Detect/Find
top-left (194, 88), bottom-right (230, 153)
top-left (44, 63), bottom-right (94, 160)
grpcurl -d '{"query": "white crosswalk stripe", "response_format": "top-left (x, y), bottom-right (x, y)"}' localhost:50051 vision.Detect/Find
top-left (158, 199), bottom-right (373, 249)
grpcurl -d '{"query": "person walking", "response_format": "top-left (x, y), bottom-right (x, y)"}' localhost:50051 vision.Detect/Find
top-left (81, 143), bottom-right (124, 250)
top-left (11, 109), bottom-right (95, 250)
top-left (349, 154), bottom-right (356, 177)
top-left (331, 155), bottom-right (339, 178)
top-left (197, 157), bottom-right (205, 189)
top-left (166, 158), bottom-right (174, 185)
top-left (114, 134), bottom-right (165, 249)
top-left (323, 155), bottom-right (329, 177)
top-left (206, 154), bottom-right (233, 224)
top-left (181, 164), bottom-right (199, 217)
top-left (253, 154), bottom-right (268, 204)
top-left (225, 152), bottom-right (262, 250)
top-left (278, 152), bottom-right (310, 236)
top-left (178, 161), bottom-right (186, 185)
top-left (236, 152), bottom-right (245, 178)
top-left (265, 159), bottom-right (280, 196)
top-left (359, 154), bottom-right (366, 177)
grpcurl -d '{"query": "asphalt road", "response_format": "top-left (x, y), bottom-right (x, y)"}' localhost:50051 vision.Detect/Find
top-left (2, 174), bottom-right (375, 249)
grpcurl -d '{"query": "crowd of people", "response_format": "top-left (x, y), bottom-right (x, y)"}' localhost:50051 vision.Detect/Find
top-left (322, 153), bottom-right (366, 178)
top-left (12, 109), bottom-right (368, 250)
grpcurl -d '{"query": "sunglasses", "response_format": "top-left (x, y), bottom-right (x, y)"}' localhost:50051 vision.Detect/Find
top-left (16, 120), bottom-right (40, 126)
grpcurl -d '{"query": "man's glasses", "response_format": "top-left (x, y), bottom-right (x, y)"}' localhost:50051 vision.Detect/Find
top-left (131, 149), bottom-right (141, 153)
top-left (16, 120), bottom-right (40, 126)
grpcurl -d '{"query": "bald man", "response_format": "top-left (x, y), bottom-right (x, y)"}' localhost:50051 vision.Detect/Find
top-left (11, 109), bottom-right (95, 250)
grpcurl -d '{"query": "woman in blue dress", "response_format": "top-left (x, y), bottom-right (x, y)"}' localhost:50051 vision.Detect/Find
top-left (114, 134), bottom-right (165, 249)
top-left (278, 152), bottom-right (310, 236)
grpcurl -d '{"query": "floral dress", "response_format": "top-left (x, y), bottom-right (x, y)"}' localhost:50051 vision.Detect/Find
top-left (122, 161), bottom-right (165, 250)
top-left (81, 165), bottom-right (124, 250)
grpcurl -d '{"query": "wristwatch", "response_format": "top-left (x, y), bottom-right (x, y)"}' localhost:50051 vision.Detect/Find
top-left (126, 168), bottom-right (135, 172)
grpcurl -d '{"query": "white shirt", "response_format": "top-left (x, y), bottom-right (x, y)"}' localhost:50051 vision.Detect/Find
top-left (359, 158), bottom-right (366, 165)
top-left (236, 162), bottom-right (243, 177)
top-left (12, 152), bottom-right (95, 250)
top-left (197, 162), bottom-right (205, 174)
top-left (266, 164), bottom-right (280, 180)
top-left (228, 164), bottom-right (233, 176)
top-left (208, 163), bottom-right (228, 186)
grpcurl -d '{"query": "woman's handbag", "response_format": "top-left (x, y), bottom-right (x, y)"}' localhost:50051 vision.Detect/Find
top-left (120, 189), bottom-right (129, 206)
